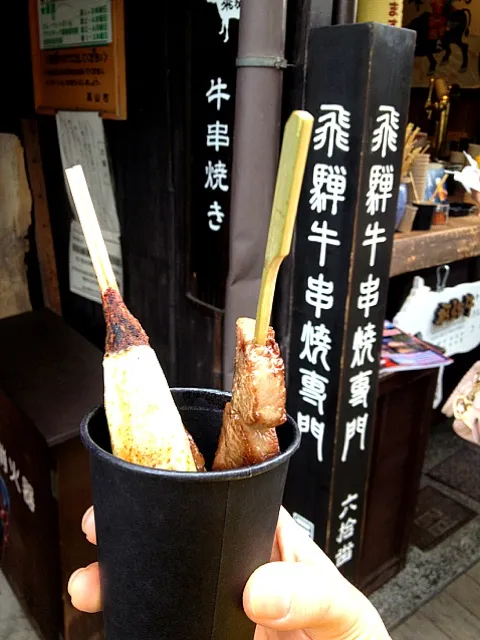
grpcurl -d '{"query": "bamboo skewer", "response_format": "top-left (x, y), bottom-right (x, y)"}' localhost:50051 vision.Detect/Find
top-left (65, 165), bottom-right (118, 294)
top-left (254, 110), bottom-right (314, 345)
top-left (409, 171), bottom-right (420, 203)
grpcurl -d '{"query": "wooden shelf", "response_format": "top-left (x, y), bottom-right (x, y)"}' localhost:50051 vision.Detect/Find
top-left (390, 216), bottom-right (480, 277)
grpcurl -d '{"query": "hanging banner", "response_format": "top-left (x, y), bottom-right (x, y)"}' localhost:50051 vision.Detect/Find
top-left (187, 0), bottom-right (240, 310)
top-left (28, 0), bottom-right (127, 119)
top-left (282, 23), bottom-right (415, 583)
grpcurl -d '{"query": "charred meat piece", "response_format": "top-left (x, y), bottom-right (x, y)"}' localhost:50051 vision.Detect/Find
top-left (232, 317), bottom-right (286, 428)
top-left (213, 402), bottom-right (281, 470)
top-left (213, 317), bottom-right (286, 470)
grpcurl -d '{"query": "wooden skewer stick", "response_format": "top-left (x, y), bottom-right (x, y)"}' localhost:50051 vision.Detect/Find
top-left (409, 171), bottom-right (420, 203)
top-left (65, 164), bottom-right (119, 294)
top-left (254, 110), bottom-right (314, 345)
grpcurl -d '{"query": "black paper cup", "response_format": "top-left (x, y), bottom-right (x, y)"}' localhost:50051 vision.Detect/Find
top-left (412, 202), bottom-right (435, 231)
top-left (81, 388), bottom-right (300, 640)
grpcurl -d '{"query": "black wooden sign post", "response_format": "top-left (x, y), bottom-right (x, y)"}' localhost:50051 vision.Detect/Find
top-left (188, 0), bottom-right (240, 310)
top-left (283, 23), bottom-right (415, 583)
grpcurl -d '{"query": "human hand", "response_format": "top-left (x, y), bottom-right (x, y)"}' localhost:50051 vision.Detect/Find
top-left (69, 507), bottom-right (390, 640)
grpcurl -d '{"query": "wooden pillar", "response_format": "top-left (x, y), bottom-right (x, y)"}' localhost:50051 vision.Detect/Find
top-left (282, 23), bottom-right (415, 583)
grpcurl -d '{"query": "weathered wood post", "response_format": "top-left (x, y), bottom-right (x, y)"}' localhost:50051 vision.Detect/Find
top-left (282, 23), bottom-right (415, 583)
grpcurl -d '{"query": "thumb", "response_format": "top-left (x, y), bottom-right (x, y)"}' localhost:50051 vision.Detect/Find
top-left (243, 562), bottom-right (389, 640)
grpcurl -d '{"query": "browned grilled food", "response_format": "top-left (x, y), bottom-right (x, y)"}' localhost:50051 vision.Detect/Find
top-left (101, 288), bottom-right (203, 471)
top-left (213, 317), bottom-right (286, 470)
top-left (187, 431), bottom-right (206, 472)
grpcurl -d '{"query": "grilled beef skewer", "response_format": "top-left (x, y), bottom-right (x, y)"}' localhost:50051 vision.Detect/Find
top-left (213, 318), bottom-right (286, 470)
top-left (214, 112), bottom-right (313, 471)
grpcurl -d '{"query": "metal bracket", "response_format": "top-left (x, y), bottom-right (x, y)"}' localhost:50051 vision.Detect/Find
top-left (236, 56), bottom-right (289, 69)
top-left (436, 264), bottom-right (450, 292)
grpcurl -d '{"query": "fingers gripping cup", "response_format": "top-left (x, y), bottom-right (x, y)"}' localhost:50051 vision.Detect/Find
top-left (81, 388), bottom-right (300, 640)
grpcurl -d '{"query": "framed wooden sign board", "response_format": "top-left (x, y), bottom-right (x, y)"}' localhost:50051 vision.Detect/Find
top-left (29, 0), bottom-right (126, 120)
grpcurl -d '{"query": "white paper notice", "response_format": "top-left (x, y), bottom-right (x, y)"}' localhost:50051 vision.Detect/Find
top-left (56, 110), bottom-right (120, 234)
top-left (56, 110), bottom-right (123, 303)
top-left (69, 220), bottom-right (123, 304)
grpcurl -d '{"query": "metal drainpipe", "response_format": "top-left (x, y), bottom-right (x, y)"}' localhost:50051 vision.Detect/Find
top-left (332, 0), bottom-right (358, 24)
top-left (222, 0), bottom-right (288, 390)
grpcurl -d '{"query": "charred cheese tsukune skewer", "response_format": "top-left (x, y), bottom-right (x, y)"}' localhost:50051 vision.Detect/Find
top-left (66, 165), bottom-right (203, 472)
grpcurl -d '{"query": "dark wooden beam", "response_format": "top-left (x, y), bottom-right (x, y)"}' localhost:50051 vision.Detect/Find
top-left (22, 118), bottom-right (62, 316)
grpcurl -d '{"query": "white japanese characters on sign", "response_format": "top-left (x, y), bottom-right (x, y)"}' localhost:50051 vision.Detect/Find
top-left (204, 77), bottom-right (231, 232)
top-left (299, 321), bottom-right (332, 371)
top-left (206, 78), bottom-right (231, 110)
top-left (351, 323), bottom-right (377, 368)
top-left (299, 368), bottom-right (328, 416)
top-left (362, 222), bottom-right (387, 267)
top-left (339, 493), bottom-right (359, 519)
top-left (348, 370), bottom-right (373, 409)
top-left (207, 202), bottom-right (225, 231)
top-left (308, 221), bottom-right (340, 267)
top-left (357, 275), bottom-right (380, 319)
top-left (205, 160), bottom-right (229, 191)
top-left (310, 164), bottom-right (347, 215)
top-left (305, 274), bottom-right (335, 319)
top-left (0, 440), bottom-right (35, 513)
top-left (297, 102), bottom-right (352, 472)
top-left (371, 106), bottom-right (400, 157)
top-left (341, 413), bottom-right (368, 462)
top-left (366, 165), bottom-right (394, 216)
top-left (336, 517), bottom-right (357, 544)
top-left (335, 493), bottom-right (359, 568)
top-left (313, 105), bottom-right (351, 157)
top-left (297, 412), bottom-right (325, 462)
top-left (207, 122), bottom-right (230, 151)
top-left (336, 541), bottom-right (355, 568)
top-left (332, 102), bottom-right (400, 570)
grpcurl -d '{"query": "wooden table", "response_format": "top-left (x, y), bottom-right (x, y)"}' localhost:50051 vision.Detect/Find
top-left (390, 216), bottom-right (480, 277)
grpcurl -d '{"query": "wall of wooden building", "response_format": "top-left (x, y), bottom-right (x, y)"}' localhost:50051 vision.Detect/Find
top-left (2, 1), bottom-right (218, 389)
top-left (1, 2), bottom-right (479, 401)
